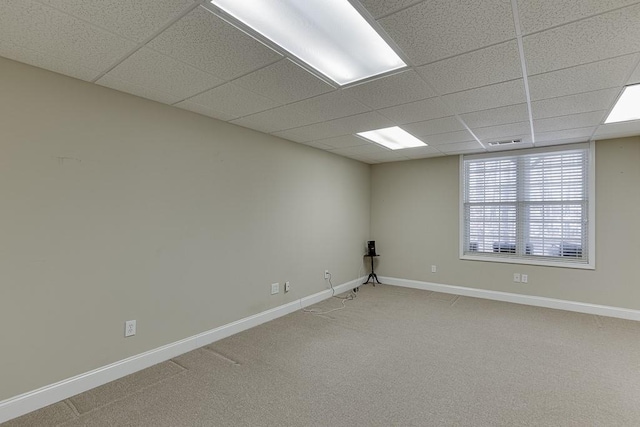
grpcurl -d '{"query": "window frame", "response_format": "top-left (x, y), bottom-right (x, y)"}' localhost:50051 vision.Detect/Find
top-left (459, 142), bottom-right (595, 270)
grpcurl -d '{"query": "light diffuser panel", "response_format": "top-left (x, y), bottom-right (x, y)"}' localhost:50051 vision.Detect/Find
top-left (209, 0), bottom-right (406, 86)
top-left (605, 84), bottom-right (640, 123)
top-left (357, 127), bottom-right (426, 150)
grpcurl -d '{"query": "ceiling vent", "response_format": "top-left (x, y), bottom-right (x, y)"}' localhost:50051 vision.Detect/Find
top-left (487, 139), bottom-right (522, 147)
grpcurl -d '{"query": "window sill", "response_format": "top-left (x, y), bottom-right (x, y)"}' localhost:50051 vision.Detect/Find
top-left (460, 254), bottom-right (595, 270)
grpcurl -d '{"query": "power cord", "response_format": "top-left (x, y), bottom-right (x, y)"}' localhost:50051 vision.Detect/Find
top-left (303, 272), bottom-right (357, 315)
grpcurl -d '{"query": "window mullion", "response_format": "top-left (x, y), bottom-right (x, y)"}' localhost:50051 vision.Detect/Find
top-left (516, 156), bottom-right (527, 256)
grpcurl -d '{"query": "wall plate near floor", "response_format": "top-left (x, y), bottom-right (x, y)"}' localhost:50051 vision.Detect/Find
top-left (271, 283), bottom-right (279, 295)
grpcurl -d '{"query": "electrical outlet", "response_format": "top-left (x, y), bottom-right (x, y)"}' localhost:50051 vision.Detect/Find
top-left (521, 274), bottom-right (528, 283)
top-left (284, 281), bottom-right (290, 293)
top-left (431, 265), bottom-right (437, 273)
top-left (271, 283), bottom-right (279, 295)
top-left (513, 273), bottom-right (521, 283)
top-left (324, 270), bottom-right (330, 279)
top-left (125, 320), bottom-right (136, 337)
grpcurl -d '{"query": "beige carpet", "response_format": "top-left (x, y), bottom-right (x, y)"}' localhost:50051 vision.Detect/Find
top-left (5, 284), bottom-right (640, 426)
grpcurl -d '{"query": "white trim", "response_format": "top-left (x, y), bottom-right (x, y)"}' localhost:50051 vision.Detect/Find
top-left (0, 277), bottom-right (365, 424)
top-left (464, 142), bottom-right (589, 160)
top-left (459, 154), bottom-right (465, 260)
top-left (588, 140), bottom-right (596, 269)
top-left (459, 254), bottom-right (595, 270)
top-left (380, 276), bottom-right (640, 322)
top-left (460, 144), bottom-right (594, 269)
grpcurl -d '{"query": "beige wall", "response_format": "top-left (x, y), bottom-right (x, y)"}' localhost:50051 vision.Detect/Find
top-left (372, 137), bottom-right (640, 309)
top-left (0, 58), bottom-right (371, 401)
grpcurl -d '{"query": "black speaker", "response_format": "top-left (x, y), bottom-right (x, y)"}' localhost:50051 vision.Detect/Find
top-left (367, 241), bottom-right (377, 256)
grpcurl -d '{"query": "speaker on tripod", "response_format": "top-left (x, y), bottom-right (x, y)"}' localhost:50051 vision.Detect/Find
top-left (367, 240), bottom-right (377, 256)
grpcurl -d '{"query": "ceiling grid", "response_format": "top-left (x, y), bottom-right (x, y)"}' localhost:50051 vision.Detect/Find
top-left (1, 0), bottom-right (639, 163)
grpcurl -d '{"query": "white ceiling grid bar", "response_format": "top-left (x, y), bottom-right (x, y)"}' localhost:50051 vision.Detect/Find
top-left (4, 0), bottom-right (640, 163)
top-left (510, 0), bottom-right (536, 146)
top-left (90, 1), bottom-right (206, 83)
top-left (409, 71), bottom-right (488, 151)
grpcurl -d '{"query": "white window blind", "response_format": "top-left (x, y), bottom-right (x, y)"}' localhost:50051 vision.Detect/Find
top-left (462, 145), bottom-right (592, 267)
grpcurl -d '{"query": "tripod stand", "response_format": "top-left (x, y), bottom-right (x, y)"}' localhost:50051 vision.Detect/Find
top-left (363, 254), bottom-right (381, 285)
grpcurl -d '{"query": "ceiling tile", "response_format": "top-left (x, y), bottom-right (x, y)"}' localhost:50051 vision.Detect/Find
top-left (270, 127), bottom-right (329, 144)
top-left (437, 141), bottom-right (485, 153)
top-left (425, 130), bottom-right (476, 146)
top-left (309, 135), bottom-right (369, 150)
top-left (230, 105), bottom-right (317, 134)
top-left (442, 80), bottom-right (526, 114)
top-left (368, 151), bottom-right (412, 163)
top-left (473, 122), bottom-right (531, 142)
top-left (628, 61), bottom-right (640, 84)
top-left (379, 97), bottom-right (452, 125)
top-left (329, 144), bottom-right (391, 157)
top-left (350, 155), bottom-right (384, 165)
top-left (594, 120), bottom-right (640, 139)
top-left (291, 91), bottom-right (371, 122)
top-left (535, 127), bottom-right (595, 142)
top-left (96, 75), bottom-right (182, 105)
top-left (459, 104), bottom-right (529, 128)
top-left (147, 6), bottom-right (281, 80)
top-left (300, 140), bottom-right (336, 150)
top-left (534, 138), bottom-right (592, 147)
top-left (338, 153), bottom-right (378, 164)
top-left (233, 59), bottom-right (334, 104)
top-left (38, 0), bottom-right (196, 42)
top-left (104, 47), bottom-right (223, 100)
top-left (231, 91), bottom-right (369, 133)
top-left (523, 4), bottom-right (640, 75)
top-left (379, 0), bottom-right (515, 65)
top-left (401, 116), bottom-right (465, 137)
top-left (418, 41), bottom-right (522, 94)
top-left (534, 111), bottom-right (607, 133)
top-left (0, 41), bottom-right (99, 81)
top-left (344, 70), bottom-right (436, 109)
top-left (516, 0), bottom-right (640, 35)
top-left (528, 55), bottom-right (638, 101)
top-left (174, 100), bottom-right (238, 122)
top-left (272, 112), bottom-right (393, 143)
top-left (398, 146), bottom-right (444, 159)
top-left (531, 88), bottom-right (619, 119)
top-left (359, 0), bottom-right (423, 19)
top-left (0, 0), bottom-right (136, 73)
top-left (184, 83), bottom-right (280, 118)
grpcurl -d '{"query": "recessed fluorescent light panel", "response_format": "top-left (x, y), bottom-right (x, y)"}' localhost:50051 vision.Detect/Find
top-left (357, 127), bottom-right (426, 150)
top-left (209, 0), bottom-right (406, 86)
top-left (605, 84), bottom-right (640, 124)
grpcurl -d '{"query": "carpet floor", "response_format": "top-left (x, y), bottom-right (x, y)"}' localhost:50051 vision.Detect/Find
top-left (5, 284), bottom-right (640, 426)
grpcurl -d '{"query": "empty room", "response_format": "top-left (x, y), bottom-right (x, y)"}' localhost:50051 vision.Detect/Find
top-left (1, 0), bottom-right (640, 425)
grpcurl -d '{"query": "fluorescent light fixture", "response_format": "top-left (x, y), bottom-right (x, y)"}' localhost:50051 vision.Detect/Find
top-left (357, 127), bottom-right (426, 150)
top-left (209, 0), bottom-right (406, 86)
top-left (605, 84), bottom-right (640, 123)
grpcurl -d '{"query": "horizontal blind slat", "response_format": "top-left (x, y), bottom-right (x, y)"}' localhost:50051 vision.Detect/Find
top-left (463, 148), bottom-right (589, 262)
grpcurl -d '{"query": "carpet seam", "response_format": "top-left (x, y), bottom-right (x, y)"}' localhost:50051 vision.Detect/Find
top-left (67, 368), bottom-right (190, 418)
top-left (63, 399), bottom-right (80, 418)
top-left (169, 358), bottom-right (189, 371)
top-left (202, 347), bottom-right (241, 365)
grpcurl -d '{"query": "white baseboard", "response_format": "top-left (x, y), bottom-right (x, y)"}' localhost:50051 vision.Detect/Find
top-left (380, 276), bottom-right (640, 322)
top-left (0, 276), bottom-right (365, 424)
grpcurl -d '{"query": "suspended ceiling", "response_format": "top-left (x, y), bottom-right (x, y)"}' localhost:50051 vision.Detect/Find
top-left (1, 0), bottom-right (639, 163)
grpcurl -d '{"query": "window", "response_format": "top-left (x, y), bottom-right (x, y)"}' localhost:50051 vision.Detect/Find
top-left (460, 143), bottom-right (594, 269)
